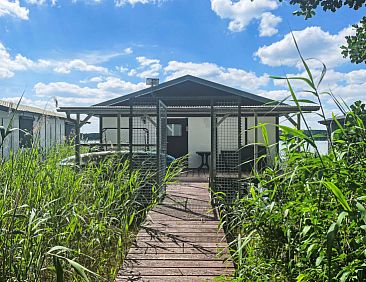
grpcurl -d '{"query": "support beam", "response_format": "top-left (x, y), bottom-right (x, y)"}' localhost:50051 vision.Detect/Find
top-left (99, 116), bottom-right (103, 144)
top-left (254, 112), bottom-right (258, 173)
top-left (238, 100), bottom-right (242, 180)
top-left (217, 113), bottom-right (230, 127)
top-left (285, 114), bottom-right (298, 127)
top-left (297, 113), bottom-right (301, 130)
top-left (80, 114), bottom-right (93, 127)
top-left (156, 100), bottom-right (161, 187)
top-left (143, 114), bottom-right (157, 127)
top-left (129, 100), bottom-right (133, 175)
top-left (117, 113), bottom-right (121, 151)
top-left (75, 113), bottom-right (81, 168)
top-left (210, 100), bottom-right (216, 196)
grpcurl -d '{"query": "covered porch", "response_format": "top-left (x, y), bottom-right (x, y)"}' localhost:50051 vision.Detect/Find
top-left (58, 99), bottom-right (318, 194)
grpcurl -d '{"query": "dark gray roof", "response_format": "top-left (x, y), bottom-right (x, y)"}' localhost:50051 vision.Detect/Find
top-left (94, 75), bottom-right (276, 107)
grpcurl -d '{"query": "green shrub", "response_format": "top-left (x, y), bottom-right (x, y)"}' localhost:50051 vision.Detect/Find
top-left (218, 37), bottom-right (366, 281)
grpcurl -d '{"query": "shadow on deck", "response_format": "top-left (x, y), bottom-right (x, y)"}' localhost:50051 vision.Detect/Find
top-left (116, 182), bottom-right (234, 282)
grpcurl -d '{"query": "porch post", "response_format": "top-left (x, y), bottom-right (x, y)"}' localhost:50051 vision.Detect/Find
top-left (75, 113), bottom-right (81, 168)
top-left (297, 113), bottom-right (301, 130)
top-left (129, 99), bottom-right (133, 175)
top-left (254, 112), bottom-right (258, 173)
top-left (117, 113), bottom-right (121, 151)
top-left (237, 99), bottom-right (242, 180)
top-left (210, 99), bottom-right (216, 189)
top-left (99, 115), bottom-right (103, 145)
top-left (156, 99), bottom-right (160, 186)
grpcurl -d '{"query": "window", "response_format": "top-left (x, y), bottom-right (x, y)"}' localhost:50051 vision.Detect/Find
top-left (19, 116), bottom-right (33, 148)
top-left (167, 124), bottom-right (182, 137)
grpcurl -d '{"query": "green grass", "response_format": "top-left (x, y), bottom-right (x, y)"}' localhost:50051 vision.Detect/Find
top-left (0, 144), bottom-right (178, 281)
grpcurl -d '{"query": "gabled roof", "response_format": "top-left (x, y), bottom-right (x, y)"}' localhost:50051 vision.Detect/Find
top-left (94, 75), bottom-right (275, 107)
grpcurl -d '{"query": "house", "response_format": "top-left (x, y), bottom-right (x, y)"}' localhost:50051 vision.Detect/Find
top-left (0, 100), bottom-right (74, 158)
top-left (58, 75), bottom-right (319, 190)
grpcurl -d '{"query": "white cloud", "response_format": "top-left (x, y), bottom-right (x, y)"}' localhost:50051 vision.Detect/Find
top-left (211, 0), bottom-right (278, 32)
top-left (25, 0), bottom-right (46, 5)
top-left (128, 56), bottom-right (162, 78)
top-left (259, 12), bottom-right (281, 37)
top-left (34, 77), bottom-right (146, 104)
top-left (0, 42), bottom-right (110, 78)
top-left (0, 0), bottom-right (29, 20)
top-left (164, 60), bottom-right (269, 92)
top-left (114, 0), bottom-right (164, 7)
top-left (255, 26), bottom-right (355, 68)
top-left (0, 42), bottom-right (49, 78)
top-left (53, 59), bottom-right (108, 74)
top-left (123, 47), bottom-right (133, 55)
top-left (259, 89), bottom-right (289, 100)
top-left (97, 76), bottom-right (145, 92)
top-left (344, 69), bottom-right (366, 84)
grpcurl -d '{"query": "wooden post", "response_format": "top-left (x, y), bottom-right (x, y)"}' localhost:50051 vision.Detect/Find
top-left (297, 113), bottom-right (301, 130)
top-left (75, 113), bottom-right (81, 168)
top-left (254, 112), bottom-right (258, 173)
top-left (117, 113), bottom-right (121, 151)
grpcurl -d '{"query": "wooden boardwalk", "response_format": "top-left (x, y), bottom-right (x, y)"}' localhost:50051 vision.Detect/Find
top-left (116, 182), bottom-right (234, 282)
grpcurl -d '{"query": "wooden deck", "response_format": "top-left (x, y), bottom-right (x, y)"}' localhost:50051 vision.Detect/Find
top-left (116, 182), bottom-right (234, 282)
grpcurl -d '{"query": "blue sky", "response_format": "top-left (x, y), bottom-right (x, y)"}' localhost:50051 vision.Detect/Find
top-left (0, 0), bottom-right (365, 130)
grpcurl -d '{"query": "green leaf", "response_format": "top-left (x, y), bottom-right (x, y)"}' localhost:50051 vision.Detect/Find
top-left (340, 271), bottom-right (350, 282)
top-left (322, 182), bottom-right (351, 212)
top-left (278, 125), bottom-right (316, 148)
top-left (53, 256), bottom-right (64, 282)
top-left (66, 258), bottom-right (90, 282)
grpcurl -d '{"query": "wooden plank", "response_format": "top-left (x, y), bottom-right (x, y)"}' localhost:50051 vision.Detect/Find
top-left (116, 275), bottom-right (224, 282)
top-left (128, 247), bottom-right (228, 255)
top-left (131, 241), bottom-right (228, 248)
top-left (119, 267), bottom-right (234, 276)
top-left (127, 254), bottom-right (229, 260)
top-left (123, 259), bottom-right (233, 268)
top-left (115, 182), bottom-right (234, 281)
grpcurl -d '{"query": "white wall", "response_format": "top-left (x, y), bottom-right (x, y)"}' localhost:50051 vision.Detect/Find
top-left (188, 117), bottom-right (211, 168)
top-left (102, 116), bottom-right (156, 150)
top-left (101, 115), bottom-right (279, 168)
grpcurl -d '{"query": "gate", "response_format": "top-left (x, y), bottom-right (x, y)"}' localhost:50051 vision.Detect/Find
top-left (210, 99), bottom-right (245, 204)
top-left (127, 98), bottom-right (167, 204)
top-left (157, 100), bottom-right (167, 192)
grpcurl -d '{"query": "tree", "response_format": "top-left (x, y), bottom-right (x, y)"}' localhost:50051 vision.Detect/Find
top-left (274, 0), bottom-right (366, 64)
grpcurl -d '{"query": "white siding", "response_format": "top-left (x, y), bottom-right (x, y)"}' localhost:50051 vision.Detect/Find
top-left (101, 115), bottom-right (279, 168)
top-left (0, 110), bottom-right (69, 159)
top-left (188, 117), bottom-right (211, 168)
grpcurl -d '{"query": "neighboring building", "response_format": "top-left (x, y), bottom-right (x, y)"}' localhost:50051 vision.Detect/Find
top-left (0, 100), bottom-right (75, 158)
top-left (319, 115), bottom-right (366, 131)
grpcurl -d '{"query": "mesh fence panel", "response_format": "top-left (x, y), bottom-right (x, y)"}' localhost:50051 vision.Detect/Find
top-left (213, 100), bottom-right (243, 204)
top-left (129, 99), bottom-right (167, 204)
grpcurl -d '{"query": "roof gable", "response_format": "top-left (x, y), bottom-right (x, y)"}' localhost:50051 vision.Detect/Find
top-left (95, 75), bottom-right (275, 107)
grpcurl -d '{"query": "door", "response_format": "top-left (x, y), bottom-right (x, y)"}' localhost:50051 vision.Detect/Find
top-left (167, 118), bottom-right (188, 159)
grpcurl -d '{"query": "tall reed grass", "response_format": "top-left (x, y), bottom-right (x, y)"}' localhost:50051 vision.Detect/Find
top-left (0, 143), bottom-right (178, 281)
top-left (215, 36), bottom-right (366, 281)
